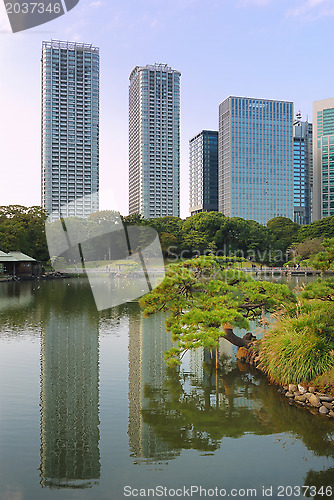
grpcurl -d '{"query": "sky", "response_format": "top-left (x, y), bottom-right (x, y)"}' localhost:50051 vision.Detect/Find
top-left (1, 0), bottom-right (334, 218)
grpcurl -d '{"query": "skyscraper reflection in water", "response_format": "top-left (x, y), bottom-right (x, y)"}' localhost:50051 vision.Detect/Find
top-left (40, 311), bottom-right (100, 488)
top-left (128, 312), bottom-right (180, 463)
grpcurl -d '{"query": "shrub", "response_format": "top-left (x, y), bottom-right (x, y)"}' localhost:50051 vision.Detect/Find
top-left (259, 302), bottom-right (334, 384)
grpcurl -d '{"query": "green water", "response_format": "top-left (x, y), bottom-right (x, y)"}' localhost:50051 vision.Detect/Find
top-left (0, 278), bottom-right (334, 499)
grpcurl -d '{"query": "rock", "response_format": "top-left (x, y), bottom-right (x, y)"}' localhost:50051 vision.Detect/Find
top-left (319, 396), bottom-right (334, 403)
top-left (283, 385), bottom-right (288, 391)
top-left (304, 392), bottom-right (312, 400)
top-left (289, 384), bottom-right (297, 393)
top-left (285, 391), bottom-right (294, 398)
top-left (295, 394), bottom-right (307, 403)
top-left (309, 407), bottom-right (319, 415)
top-left (322, 402), bottom-right (333, 410)
top-left (329, 411), bottom-right (334, 418)
top-left (237, 347), bottom-right (248, 363)
top-left (309, 394), bottom-right (321, 407)
top-left (319, 405), bottom-right (329, 415)
top-left (298, 384), bottom-right (306, 394)
top-left (308, 387), bottom-right (315, 393)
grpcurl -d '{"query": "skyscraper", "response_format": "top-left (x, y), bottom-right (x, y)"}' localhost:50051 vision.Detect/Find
top-left (293, 112), bottom-right (313, 225)
top-left (312, 98), bottom-right (334, 220)
top-left (189, 130), bottom-right (218, 216)
top-left (129, 63), bottom-right (181, 218)
top-left (41, 40), bottom-right (99, 220)
top-left (218, 96), bottom-right (294, 225)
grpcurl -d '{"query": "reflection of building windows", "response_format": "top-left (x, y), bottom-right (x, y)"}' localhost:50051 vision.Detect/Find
top-left (128, 310), bottom-right (179, 463)
top-left (40, 311), bottom-right (100, 488)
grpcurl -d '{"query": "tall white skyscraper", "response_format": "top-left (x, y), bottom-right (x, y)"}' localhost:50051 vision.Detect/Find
top-left (312, 97), bottom-right (334, 221)
top-left (41, 40), bottom-right (99, 220)
top-left (129, 63), bottom-right (181, 218)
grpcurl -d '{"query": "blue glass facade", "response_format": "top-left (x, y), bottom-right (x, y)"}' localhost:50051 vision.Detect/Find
top-left (313, 99), bottom-right (334, 220)
top-left (293, 120), bottom-right (312, 225)
top-left (189, 130), bottom-right (218, 215)
top-left (218, 96), bottom-right (294, 225)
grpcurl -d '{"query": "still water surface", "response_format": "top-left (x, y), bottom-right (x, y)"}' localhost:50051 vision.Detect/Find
top-left (0, 277), bottom-right (334, 499)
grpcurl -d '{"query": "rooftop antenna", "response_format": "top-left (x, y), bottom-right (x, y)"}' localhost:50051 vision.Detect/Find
top-left (294, 110), bottom-right (302, 126)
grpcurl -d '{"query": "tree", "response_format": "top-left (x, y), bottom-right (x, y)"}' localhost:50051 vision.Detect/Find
top-left (122, 213), bottom-right (146, 226)
top-left (159, 232), bottom-right (179, 258)
top-left (296, 215), bottom-right (334, 243)
top-left (0, 205), bottom-right (49, 261)
top-left (215, 217), bottom-right (273, 258)
top-left (289, 238), bottom-right (324, 262)
top-left (267, 217), bottom-right (300, 254)
top-left (148, 216), bottom-right (183, 239)
top-left (312, 238), bottom-right (334, 272)
top-left (139, 257), bottom-right (296, 366)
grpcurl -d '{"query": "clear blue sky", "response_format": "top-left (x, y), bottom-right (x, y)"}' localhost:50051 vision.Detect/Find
top-left (1, 0), bottom-right (333, 218)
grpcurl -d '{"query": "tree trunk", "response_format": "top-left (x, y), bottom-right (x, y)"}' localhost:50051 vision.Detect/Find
top-left (223, 323), bottom-right (252, 348)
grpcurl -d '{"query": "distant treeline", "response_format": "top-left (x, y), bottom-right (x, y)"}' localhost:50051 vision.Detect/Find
top-left (0, 205), bottom-right (333, 264)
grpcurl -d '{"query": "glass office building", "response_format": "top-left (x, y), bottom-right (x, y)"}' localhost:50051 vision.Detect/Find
top-left (129, 63), bottom-right (181, 218)
top-left (218, 96), bottom-right (294, 225)
top-left (41, 40), bottom-right (99, 221)
top-left (189, 130), bottom-right (218, 216)
top-left (312, 98), bottom-right (334, 220)
top-left (293, 115), bottom-right (312, 225)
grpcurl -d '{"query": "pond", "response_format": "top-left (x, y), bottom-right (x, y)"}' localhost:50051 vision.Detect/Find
top-left (0, 277), bottom-right (334, 499)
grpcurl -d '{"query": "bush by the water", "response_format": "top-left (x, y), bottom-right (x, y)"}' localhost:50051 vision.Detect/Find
top-left (259, 295), bottom-right (334, 385)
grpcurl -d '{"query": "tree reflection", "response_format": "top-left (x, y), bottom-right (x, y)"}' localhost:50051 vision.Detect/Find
top-left (140, 352), bottom-right (334, 485)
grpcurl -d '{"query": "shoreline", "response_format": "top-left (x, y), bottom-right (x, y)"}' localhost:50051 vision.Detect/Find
top-left (0, 272), bottom-right (82, 283)
top-left (242, 346), bottom-right (334, 419)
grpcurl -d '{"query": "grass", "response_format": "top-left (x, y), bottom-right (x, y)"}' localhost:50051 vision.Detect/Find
top-left (259, 301), bottom-right (334, 385)
top-left (311, 367), bottom-right (334, 394)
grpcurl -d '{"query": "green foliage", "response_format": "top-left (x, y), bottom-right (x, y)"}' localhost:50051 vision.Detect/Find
top-left (311, 238), bottom-right (334, 271)
top-left (297, 215), bottom-right (334, 242)
top-left (139, 257), bottom-right (296, 365)
top-left (159, 232), bottom-right (179, 257)
top-left (260, 301), bottom-right (334, 384)
top-left (121, 213), bottom-right (145, 226)
top-left (267, 216), bottom-right (300, 253)
top-left (300, 277), bottom-right (334, 301)
top-left (2, 205), bottom-right (333, 269)
top-left (290, 238), bottom-right (323, 262)
top-left (214, 216), bottom-right (273, 255)
top-left (260, 278), bottom-right (334, 386)
top-left (0, 205), bottom-right (49, 261)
